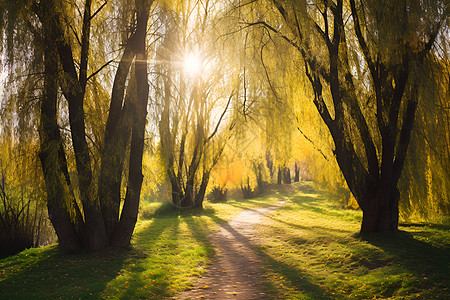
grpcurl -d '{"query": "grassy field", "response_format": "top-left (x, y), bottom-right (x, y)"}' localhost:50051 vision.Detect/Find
top-left (255, 182), bottom-right (450, 299)
top-left (0, 182), bottom-right (448, 299)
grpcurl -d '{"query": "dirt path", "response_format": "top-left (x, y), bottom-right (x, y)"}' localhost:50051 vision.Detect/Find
top-left (174, 199), bottom-right (288, 299)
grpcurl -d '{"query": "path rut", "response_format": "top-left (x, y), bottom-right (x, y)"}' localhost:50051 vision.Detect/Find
top-left (174, 199), bottom-right (287, 299)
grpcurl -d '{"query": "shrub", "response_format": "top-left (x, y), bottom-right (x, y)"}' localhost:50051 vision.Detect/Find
top-left (0, 183), bottom-right (54, 258)
top-left (208, 186), bottom-right (228, 202)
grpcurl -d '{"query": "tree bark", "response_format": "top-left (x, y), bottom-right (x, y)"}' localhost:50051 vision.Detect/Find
top-left (361, 187), bottom-right (399, 233)
top-left (257, 166), bottom-right (264, 193)
top-left (99, 46), bottom-right (135, 240)
top-left (42, 0), bottom-right (108, 250)
top-left (265, 151), bottom-right (274, 180)
top-left (111, 0), bottom-right (152, 247)
top-left (294, 162), bottom-right (300, 182)
top-left (36, 0), bottom-right (153, 252)
top-left (194, 171), bottom-right (211, 209)
top-left (39, 5), bottom-right (82, 252)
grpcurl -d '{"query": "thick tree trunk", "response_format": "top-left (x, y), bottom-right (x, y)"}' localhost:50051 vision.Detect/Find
top-left (44, 0), bottom-right (108, 251)
top-left (277, 167), bottom-right (282, 185)
top-left (270, 0), bottom-right (435, 234)
top-left (111, 0), bottom-right (151, 247)
top-left (99, 46), bottom-right (135, 240)
top-left (186, 178), bottom-right (196, 207)
top-left (361, 187), bottom-right (399, 233)
top-left (174, 138), bottom-right (204, 208)
top-left (37, 0), bottom-right (153, 252)
top-left (39, 12), bottom-right (82, 252)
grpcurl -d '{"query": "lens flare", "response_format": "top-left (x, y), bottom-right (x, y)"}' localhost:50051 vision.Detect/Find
top-left (183, 53), bottom-right (202, 76)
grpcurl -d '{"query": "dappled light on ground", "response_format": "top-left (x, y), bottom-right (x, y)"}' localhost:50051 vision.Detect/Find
top-left (254, 183), bottom-right (450, 299)
top-left (0, 183), bottom-right (448, 299)
top-left (175, 192), bottom-right (288, 299)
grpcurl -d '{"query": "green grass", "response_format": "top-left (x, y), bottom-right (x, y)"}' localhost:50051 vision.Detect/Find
top-left (254, 182), bottom-right (450, 299)
top-left (0, 183), bottom-right (448, 299)
top-left (0, 188), bottom-right (285, 299)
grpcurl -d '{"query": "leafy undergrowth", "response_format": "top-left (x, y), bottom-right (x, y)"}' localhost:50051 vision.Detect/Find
top-left (254, 182), bottom-right (450, 299)
top-left (0, 187), bottom-right (285, 299)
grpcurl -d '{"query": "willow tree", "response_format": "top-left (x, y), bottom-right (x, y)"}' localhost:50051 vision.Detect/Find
top-left (1, 0), bottom-right (154, 252)
top-left (154, 1), bottom-right (234, 209)
top-left (219, 6), bottom-right (298, 189)
top-left (399, 56), bottom-right (450, 220)
top-left (248, 0), bottom-right (448, 232)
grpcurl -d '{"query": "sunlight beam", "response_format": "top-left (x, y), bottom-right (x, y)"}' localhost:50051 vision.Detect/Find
top-left (183, 53), bottom-right (202, 76)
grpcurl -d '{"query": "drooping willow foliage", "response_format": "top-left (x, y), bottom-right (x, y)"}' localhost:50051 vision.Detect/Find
top-left (399, 54), bottom-right (450, 221)
top-left (0, 0), bottom-right (448, 256)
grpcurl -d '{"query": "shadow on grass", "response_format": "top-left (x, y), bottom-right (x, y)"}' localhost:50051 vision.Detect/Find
top-left (3, 182), bottom-right (447, 299)
top-left (261, 251), bottom-right (334, 300)
top-left (399, 222), bottom-right (450, 231)
top-left (262, 182), bottom-right (449, 298)
top-left (361, 230), bottom-right (450, 282)
top-left (205, 182), bottom-right (449, 299)
top-left (268, 212), bottom-right (354, 235)
top-left (290, 194), bottom-right (362, 223)
top-left (0, 246), bottom-right (132, 299)
top-left (184, 218), bottom-right (214, 256)
top-left (0, 207), bottom-right (180, 299)
top-left (106, 215), bottom-right (180, 299)
top-left (200, 205), bottom-right (333, 299)
top-left (0, 202), bottom-right (209, 299)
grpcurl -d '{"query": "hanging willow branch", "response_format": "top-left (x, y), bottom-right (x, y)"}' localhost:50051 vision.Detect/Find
top-left (296, 117), bottom-right (328, 161)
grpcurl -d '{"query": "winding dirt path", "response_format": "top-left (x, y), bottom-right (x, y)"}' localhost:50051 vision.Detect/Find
top-left (174, 198), bottom-right (287, 299)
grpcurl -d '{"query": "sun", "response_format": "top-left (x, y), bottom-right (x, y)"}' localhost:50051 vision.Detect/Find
top-left (183, 53), bottom-right (202, 76)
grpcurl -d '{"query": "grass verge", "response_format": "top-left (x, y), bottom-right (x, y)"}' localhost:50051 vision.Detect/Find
top-left (254, 182), bottom-right (450, 299)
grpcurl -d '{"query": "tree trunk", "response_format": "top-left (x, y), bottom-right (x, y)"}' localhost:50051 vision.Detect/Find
top-left (294, 162), bottom-right (300, 182)
top-left (269, 0), bottom-right (438, 234)
top-left (99, 46), bottom-right (135, 240)
top-left (257, 167), bottom-right (264, 193)
top-left (277, 167), bottom-right (282, 185)
top-left (51, 0), bottom-right (108, 251)
top-left (194, 171), bottom-right (211, 209)
top-left (241, 176), bottom-right (252, 199)
top-left (265, 151), bottom-right (274, 180)
top-left (39, 10), bottom-right (82, 252)
top-left (111, 0), bottom-right (152, 247)
top-left (37, 0), bottom-right (153, 252)
top-left (361, 187), bottom-right (399, 233)
top-left (283, 167), bottom-right (291, 184)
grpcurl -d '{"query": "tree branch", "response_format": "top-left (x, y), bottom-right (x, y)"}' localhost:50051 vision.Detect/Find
top-left (90, 1), bottom-right (108, 20)
top-left (349, 0), bottom-right (376, 80)
top-left (87, 59), bottom-right (114, 82)
top-left (296, 118), bottom-right (329, 161)
top-left (206, 90), bottom-right (234, 142)
top-left (243, 21), bottom-right (302, 52)
top-left (68, 24), bottom-right (82, 46)
top-left (393, 96), bottom-right (418, 184)
top-left (260, 37), bottom-right (281, 103)
top-left (421, 11), bottom-right (447, 54)
top-left (79, 0), bottom-right (92, 92)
